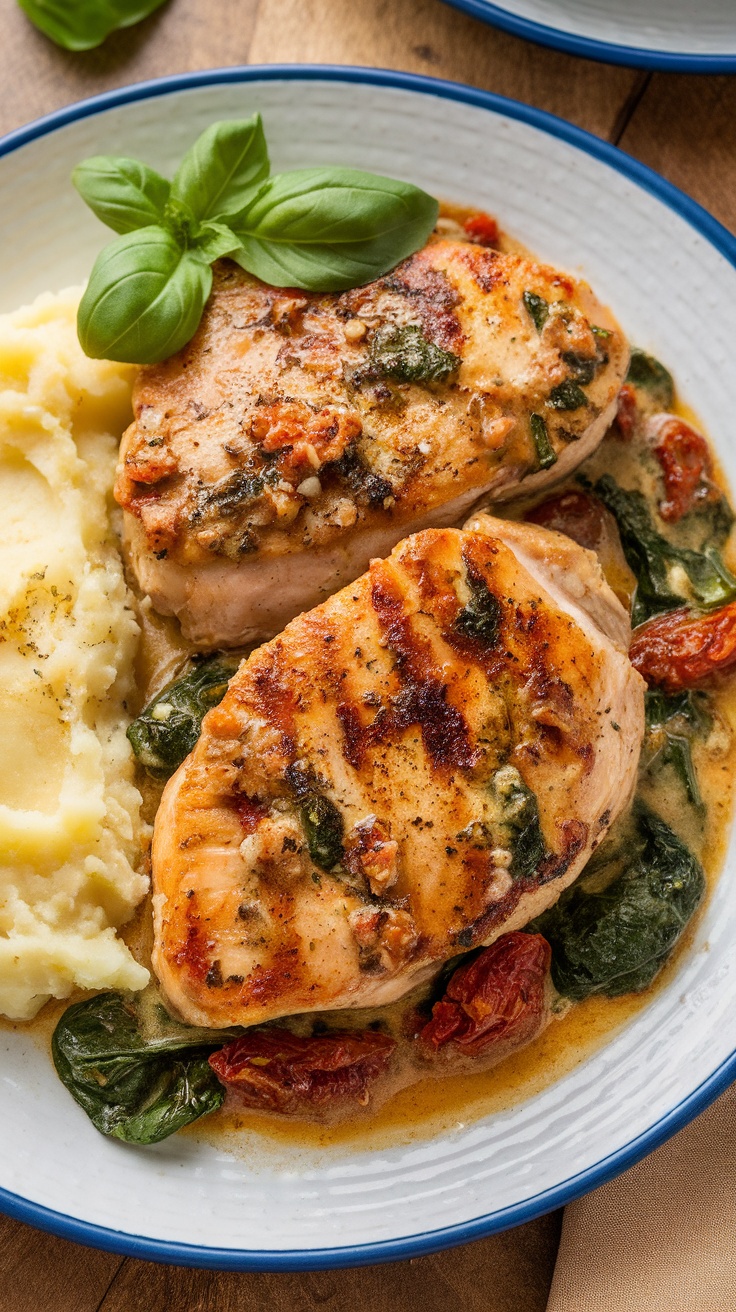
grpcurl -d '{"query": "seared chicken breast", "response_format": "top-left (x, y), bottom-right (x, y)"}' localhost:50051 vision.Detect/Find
top-left (152, 515), bottom-right (645, 1028)
top-left (117, 238), bottom-right (628, 647)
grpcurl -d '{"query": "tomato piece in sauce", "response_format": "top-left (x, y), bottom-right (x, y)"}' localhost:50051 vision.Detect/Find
top-left (649, 414), bottom-right (720, 523)
top-left (209, 1027), bottom-right (396, 1115)
top-left (615, 382), bottom-right (639, 440)
top-left (630, 602), bottom-right (736, 692)
top-left (463, 211), bottom-right (500, 246)
top-left (418, 932), bottom-right (550, 1058)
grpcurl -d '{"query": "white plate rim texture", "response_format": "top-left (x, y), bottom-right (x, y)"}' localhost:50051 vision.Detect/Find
top-left (442, 0), bottom-right (736, 69)
top-left (1, 65), bottom-right (736, 1271)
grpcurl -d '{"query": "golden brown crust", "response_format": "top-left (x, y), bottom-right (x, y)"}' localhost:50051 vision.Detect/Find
top-left (152, 518), bottom-right (644, 1028)
top-left (117, 239), bottom-right (628, 645)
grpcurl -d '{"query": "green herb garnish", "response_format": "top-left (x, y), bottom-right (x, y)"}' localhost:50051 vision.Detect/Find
top-left (369, 324), bottom-right (460, 384)
top-left (52, 993), bottom-right (232, 1144)
top-left (594, 474), bottom-right (736, 626)
top-left (490, 765), bottom-right (547, 881)
top-left (301, 793), bottom-right (345, 871)
top-left (74, 115), bottom-right (439, 363)
top-left (626, 347), bottom-right (675, 410)
top-left (523, 290), bottom-right (549, 333)
top-left (548, 379), bottom-right (589, 411)
top-left (17, 0), bottom-right (168, 51)
top-left (530, 412), bottom-right (557, 470)
top-left (455, 573), bottom-right (502, 644)
top-left (531, 802), bottom-right (704, 1000)
top-left (127, 654), bottom-right (240, 778)
top-left (643, 689), bottom-right (712, 811)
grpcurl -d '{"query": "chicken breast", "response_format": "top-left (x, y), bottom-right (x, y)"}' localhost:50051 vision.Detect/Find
top-left (152, 515), bottom-right (645, 1028)
top-left (117, 238), bottom-right (628, 647)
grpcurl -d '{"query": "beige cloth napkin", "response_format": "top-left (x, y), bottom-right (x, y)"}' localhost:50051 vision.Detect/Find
top-left (546, 1082), bottom-right (736, 1311)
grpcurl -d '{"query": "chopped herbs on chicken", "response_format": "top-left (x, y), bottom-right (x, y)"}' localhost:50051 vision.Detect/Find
top-left (562, 350), bottom-right (600, 386)
top-left (530, 802), bottom-right (704, 999)
top-left (490, 765), bottom-right (547, 880)
top-left (127, 654), bottom-right (240, 777)
top-left (369, 324), bottom-right (461, 384)
top-left (548, 379), bottom-right (588, 411)
top-left (523, 290), bottom-right (549, 332)
top-left (530, 412), bottom-right (557, 470)
top-left (300, 793), bottom-right (345, 870)
top-left (455, 572), bottom-right (502, 644)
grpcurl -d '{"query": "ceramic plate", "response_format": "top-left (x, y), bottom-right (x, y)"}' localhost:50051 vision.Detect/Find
top-left (443, 0), bottom-right (736, 70)
top-left (1, 66), bottom-right (736, 1271)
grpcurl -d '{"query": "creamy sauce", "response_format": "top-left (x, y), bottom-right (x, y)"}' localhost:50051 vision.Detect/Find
top-left (4, 212), bottom-right (735, 1157)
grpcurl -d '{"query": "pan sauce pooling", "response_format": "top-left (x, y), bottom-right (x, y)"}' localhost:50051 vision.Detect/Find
top-left (46, 209), bottom-right (736, 1144)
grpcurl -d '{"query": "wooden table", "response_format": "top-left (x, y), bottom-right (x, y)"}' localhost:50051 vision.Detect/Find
top-left (0, 1), bottom-right (733, 1307)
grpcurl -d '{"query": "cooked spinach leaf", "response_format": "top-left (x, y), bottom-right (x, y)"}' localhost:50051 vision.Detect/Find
top-left (548, 379), bottom-right (588, 411)
top-left (523, 290), bottom-right (549, 333)
top-left (594, 474), bottom-right (736, 626)
top-left (644, 689), bottom-right (712, 811)
top-left (626, 347), bottom-right (675, 410)
top-left (301, 793), bottom-right (345, 870)
top-left (52, 993), bottom-right (231, 1144)
top-left (530, 802), bottom-right (704, 1000)
top-left (530, 412), bottom-right (557, 470)
top-left (455, 572), bottom-right (502, 644)
top-left (127, 654), bottom-right (240, 778)
top-left (369, 324), bottom-right (460, 384)
top-left (490, 765), bottom-right (547, 881)
top-left (562, 350), bottom-right (599, 386)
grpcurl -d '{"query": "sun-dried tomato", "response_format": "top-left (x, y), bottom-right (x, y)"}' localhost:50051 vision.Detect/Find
top-left (526, 488), bottom-right (610, 552)
top-left (615, 383), bottom-right (639, 440)
top-left (418, 932), bottom-right (551, 1058)
top-left (209, 1027), bottom-right (396, 1115)
top-left (649, 415), bottom-right (719, 523)
top-left (463, 212), bottom-right (500, 247)
top-left (630, 602), bottom-right (736, 691)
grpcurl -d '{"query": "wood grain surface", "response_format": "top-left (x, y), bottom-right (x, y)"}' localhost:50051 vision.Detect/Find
top-left (0, 1), bottom-right (732, 1308)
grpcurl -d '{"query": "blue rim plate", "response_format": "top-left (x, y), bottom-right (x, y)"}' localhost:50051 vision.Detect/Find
top-left (1, 64), bottom-right (735, 1271)
top-left (441, 0), bottom-right (736, 71)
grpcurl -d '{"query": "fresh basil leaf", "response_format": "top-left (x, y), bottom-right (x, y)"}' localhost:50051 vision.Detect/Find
top-left (77, 226), bottom-right (212, 364)
top-left (18, 0), bottom-right (169, 51)
top-left (52, 992), bottom-right (233, 1144)
top-left (170, 116), bottom-right (270, 223)
top-left (193, 220), bottom-right (244, 263)
top-left (73, 155), bottom-right (170, 234)
top-left (232, 167), bottom-right (439, 291)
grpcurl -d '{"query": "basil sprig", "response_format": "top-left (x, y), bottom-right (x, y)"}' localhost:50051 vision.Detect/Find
top-left (74, 114), bottom-right (439, 364)
top-left (17, 0), bottom-right (169, 51)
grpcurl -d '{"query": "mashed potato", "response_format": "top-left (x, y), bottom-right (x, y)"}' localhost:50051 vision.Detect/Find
top-left (0, 289), bottom-right (149, 1020)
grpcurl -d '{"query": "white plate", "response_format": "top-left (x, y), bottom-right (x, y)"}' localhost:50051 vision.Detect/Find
top-left (1, 66), bottom-right (736, 1271)
top-left (443, 0), bottom-right (736, 69)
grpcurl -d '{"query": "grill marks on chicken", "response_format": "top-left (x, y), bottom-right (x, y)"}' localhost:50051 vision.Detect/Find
top-left (117, 237), bottom-right (628, 646)
top-left (152, 518), bottom-right (644, 1028)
